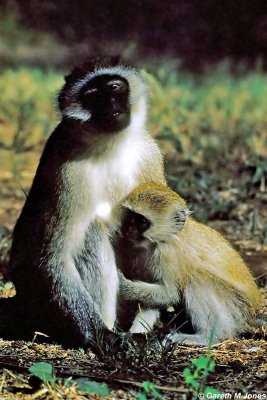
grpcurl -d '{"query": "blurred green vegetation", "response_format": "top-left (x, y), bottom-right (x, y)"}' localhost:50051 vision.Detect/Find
top-left (0, 64), bottom-right (266, 227)
top-left (0, 13), bottom-right (41, 52)
top-left (145, 64), bottom-right (267, 163)
top-left (0, 68), bottom-right (62, 152)
top-left (0, 12), bottom-right (65, 69)
top-left (1, 64), bottom-right (267, 159)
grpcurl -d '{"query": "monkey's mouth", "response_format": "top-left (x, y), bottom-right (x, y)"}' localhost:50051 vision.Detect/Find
top-left (93, 108), bottom-right (130, 133)
top-left (111, 109), bottom-right (128, 118)
top-left (107, 110), bottom-right (131, 132)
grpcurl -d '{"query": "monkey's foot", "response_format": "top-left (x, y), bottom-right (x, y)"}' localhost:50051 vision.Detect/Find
top-left (162, 332), bottom-right (217, 347)
top-left (130, 309), bottom-right (159, 334)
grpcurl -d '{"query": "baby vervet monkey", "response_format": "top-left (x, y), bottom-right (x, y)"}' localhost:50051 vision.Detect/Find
top-left (116, 183), bottom-right (261, 345)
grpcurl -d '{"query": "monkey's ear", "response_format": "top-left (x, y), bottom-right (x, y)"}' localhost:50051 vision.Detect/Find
top-left (64, 74), bottom-right (72, 83)
top-left (173, 208), bottom-right (187, 230)
top-left (64, 66), bottom-right (87, 84)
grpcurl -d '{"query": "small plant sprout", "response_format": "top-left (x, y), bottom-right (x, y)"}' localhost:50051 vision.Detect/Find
top-left (136, 381), bottom-right (164, 400)
top-left (29, 362), bottom-right (56, 384)
top-left (182, 329), bottom-right (220, 399)
top-left (28, 362), bottom-right (110, 396)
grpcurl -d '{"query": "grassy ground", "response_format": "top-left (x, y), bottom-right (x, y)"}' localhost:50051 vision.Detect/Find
top-left (0, 64), bottom-right (266, 398)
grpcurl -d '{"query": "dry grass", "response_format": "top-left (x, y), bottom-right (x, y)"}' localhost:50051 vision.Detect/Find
top-left (0, 316), bottom-right (266, 399)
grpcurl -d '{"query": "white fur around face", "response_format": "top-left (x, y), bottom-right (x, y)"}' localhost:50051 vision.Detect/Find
top-left (63, 104), bottom-right (91, 121)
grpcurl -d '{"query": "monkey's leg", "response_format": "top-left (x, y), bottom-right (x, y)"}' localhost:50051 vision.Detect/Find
top-left (75, 221), bottom-right (119, 332)
top-left (11, 219), bottom-right (119, 349)
top-left (119, 273), bottom-right (180, 307)
top-left (162, 281), bottom-right (250, 347)
top-left (184, 280), bottom-right (251, 345)
top-left (98, 227), bottom-right (119, 330)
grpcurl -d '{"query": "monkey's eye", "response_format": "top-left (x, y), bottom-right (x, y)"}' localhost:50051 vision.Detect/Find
top-left (141, 216), bottom-right (149, 224)
top-left (122, 209), bottom-right (151, 237)
top-left (136, 214), bottom-right (151, 233)
top-left (84, 87), bottom-right (98, 95)
top-left (108, 80), bottom-right (123, 91)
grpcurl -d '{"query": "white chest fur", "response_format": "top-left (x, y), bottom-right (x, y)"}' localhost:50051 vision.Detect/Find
top-left (86, 135), bottom-right (143, 221)
top-left (63, 133), bottom-right (145, 260)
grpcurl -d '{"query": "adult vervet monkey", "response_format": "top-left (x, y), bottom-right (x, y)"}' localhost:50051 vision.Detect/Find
top-left (2, 58), bottom-right (165, 348)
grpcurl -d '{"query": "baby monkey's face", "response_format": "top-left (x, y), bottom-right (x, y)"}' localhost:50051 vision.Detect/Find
top-left (120, 183), bottom-right (189, 244)
top-left (119, 204), bottom-right (187, 245)
top-left (120, 209), bottom-right (151, 242)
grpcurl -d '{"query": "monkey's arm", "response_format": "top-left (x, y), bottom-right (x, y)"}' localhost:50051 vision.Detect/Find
top-left (118, 272), bottom-right (180, 307)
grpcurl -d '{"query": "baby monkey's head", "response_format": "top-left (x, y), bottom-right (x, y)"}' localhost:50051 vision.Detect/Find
top-left (120, 183), bottom-right (189, 244)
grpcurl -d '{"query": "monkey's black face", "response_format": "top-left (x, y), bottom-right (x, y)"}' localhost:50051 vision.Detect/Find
top-left (120, 209), bottom-right (151, 241)
top-left (80, 74), bottom-right (130, 133)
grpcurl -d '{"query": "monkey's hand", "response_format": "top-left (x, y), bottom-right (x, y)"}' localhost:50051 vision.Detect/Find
top-left (118, 271), bottom-right (179, 308)
top-left (118, 270), bottom-right (131, 288)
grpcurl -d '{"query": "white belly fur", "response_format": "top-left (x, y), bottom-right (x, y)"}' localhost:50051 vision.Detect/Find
top-left (62, 131), bottom-right (146, 328)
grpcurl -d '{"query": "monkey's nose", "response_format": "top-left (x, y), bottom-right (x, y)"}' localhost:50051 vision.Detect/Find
top-left (110, 97), bottom-right (126, 116)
